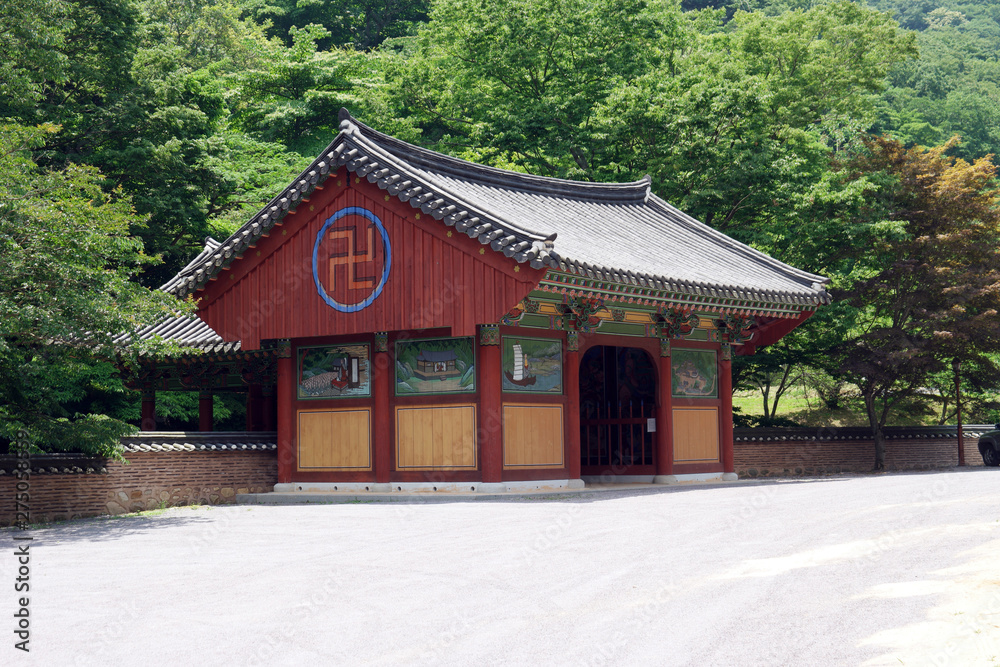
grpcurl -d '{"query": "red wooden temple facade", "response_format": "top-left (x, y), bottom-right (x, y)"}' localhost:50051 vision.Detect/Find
top-left (134, 111), bottom-right (828, 492)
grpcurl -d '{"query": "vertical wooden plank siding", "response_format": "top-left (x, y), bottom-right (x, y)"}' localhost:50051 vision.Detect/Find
top-left (196, 170), bottom-right (543, 350)
top-left (395, 405), bottom-right (478, 470)
top-left (672, 407), bottom-right (721, 462)
top-left (297, 409), bottom-right (371, 469)
top-left (502, 405), bottom-right (565, 468)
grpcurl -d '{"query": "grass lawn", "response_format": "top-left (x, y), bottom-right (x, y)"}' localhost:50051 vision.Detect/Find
top-left (733, 384), bottom-right (942, 427)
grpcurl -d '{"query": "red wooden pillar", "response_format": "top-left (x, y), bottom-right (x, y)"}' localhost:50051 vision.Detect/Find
top-left (720, 343), bottom-right (735, 474)
top-left (198, 392), bottom-right (213, 432)
top-left (479, 325), bottom-right (503, 485)
top-left (373, 332), bottom-right (391, 484)
top-left (566, 331), bottom-right (582, 483)
top-left (140, 388), bottom-right (156, 432)
top-left (654, 339), bottom-right (674, 481)
top-left (276, 341), bottom-right (294, 484)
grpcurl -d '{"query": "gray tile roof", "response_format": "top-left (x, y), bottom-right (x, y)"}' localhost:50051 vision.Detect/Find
top-left (115, 302), bottom-right (239, 353)
top-left (121, 431), bottom-right (277, 453)
top-left (734, 426), bottom-right (993, 442)
top-left (163, 110), bottom-right (829, 307)
top-left (0, 434), bottom-right (279, 474)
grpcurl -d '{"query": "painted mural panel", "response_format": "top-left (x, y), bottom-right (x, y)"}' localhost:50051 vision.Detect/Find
top-left (502, 337), bottom-right (563, 393)
top-left (671, 349), bottom-right (718, 398)
top-left (298, 343), bottom-right (371, 399)
top-left (395, 337), bottom-right (476, 395)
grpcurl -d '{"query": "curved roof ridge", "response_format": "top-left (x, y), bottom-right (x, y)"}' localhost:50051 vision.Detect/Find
top-left (340, 109), bottom-right (650, 204)
top-left (340, 130), bottom-right (551, 244)
top-left (645, 194), bottom-right (829, 288)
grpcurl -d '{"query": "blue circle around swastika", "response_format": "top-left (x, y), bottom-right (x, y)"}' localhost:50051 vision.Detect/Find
top-left (312, 206), bottom-right (392, 313)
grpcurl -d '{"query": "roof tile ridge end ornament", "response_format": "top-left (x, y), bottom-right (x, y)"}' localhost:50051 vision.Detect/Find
top-left (339, 109), bottom-right (649, 204)
top-left (338, 126), bottom-right (561, 269)
top-left (166, 130), bottom-right (353, 296)
top-left (644, 192), bottom-right (830, 291)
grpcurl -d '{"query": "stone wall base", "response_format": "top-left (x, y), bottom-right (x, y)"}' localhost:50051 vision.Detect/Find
top-left (735, 435), bottom-right (983, 478)
top-left (0, 451), bottom-right (276, 526)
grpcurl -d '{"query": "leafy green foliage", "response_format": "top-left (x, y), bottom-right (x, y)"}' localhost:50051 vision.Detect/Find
top-left (400, 0), bottom-right (684, 179)
top-left (229, 23), bottom-right (417, 156)
top-left (828, 137), bottom-right (1000, 467)
top-left (4, 0), bottom-right (1000, 448)
top-left (870, 0), bottom-right (1000, 161)
top-left (0, 124), bottom-right (190, 456)
top-left (245, 0), bottom-right (430, 50)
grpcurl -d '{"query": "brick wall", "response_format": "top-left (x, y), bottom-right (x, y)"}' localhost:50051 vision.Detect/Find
top-left (1, 447), bottom-right (276, 527)
top-left (734, 426), bottom-right (987, 478)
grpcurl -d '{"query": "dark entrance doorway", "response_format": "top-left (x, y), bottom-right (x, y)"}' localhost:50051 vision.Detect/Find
top-left (579, 346), bottom-right (657, 476)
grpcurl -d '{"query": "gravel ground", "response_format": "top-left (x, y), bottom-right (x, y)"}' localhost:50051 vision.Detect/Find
top-left (3, 469), bottom-right (1000, 666)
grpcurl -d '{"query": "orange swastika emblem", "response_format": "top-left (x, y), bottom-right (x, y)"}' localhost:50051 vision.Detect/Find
top-left (328, 225), bottom-right (376, 290)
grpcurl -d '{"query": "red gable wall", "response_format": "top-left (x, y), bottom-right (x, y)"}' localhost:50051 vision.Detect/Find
top-left (195, 168), bottom-right (544, 349)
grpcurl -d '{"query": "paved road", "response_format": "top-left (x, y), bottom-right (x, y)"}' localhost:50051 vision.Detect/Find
top-left (3, 470), bottom-right (999, 666)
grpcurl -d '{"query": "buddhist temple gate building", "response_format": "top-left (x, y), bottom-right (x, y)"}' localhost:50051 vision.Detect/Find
top-left (139, 110), bottom-right (829, 492)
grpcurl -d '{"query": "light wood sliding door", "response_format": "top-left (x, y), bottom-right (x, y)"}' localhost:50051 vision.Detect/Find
top-left (298, 408), bottom-right (372, 470)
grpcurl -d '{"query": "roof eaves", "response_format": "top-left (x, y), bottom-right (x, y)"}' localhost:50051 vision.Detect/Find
top-left (165, 137), bottom-right (347, 297)
top-left (336, 119), bottom-right (559, 270)
top-left (556, 258), bottom-right (830, 306)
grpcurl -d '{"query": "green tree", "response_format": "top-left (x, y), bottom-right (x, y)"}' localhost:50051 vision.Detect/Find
top-left (399, 0), bottom-right (684, 180)
top-left (0, 124), bottom-right (188, 457)
top-left (230, 23), bottom-right (417, 156)
top-left (594, 0), bottom-right (915, 232)
top-left (831, 136), bottom-right (1000, 469)
top-left (244, 0), bottom-right (429, 50)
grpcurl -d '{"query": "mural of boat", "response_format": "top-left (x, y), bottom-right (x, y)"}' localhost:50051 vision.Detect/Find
top-left (504, 343), bottom-right (537, 387)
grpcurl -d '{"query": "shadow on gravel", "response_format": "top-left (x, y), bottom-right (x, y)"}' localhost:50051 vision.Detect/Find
top-left (1, 510), bottom-right (222, 544)
top-left (254, 476), bottom-right (862, 508)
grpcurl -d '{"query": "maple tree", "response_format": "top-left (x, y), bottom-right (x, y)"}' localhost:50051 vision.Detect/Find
top-left (831, 136), bottom-right (1000, 469)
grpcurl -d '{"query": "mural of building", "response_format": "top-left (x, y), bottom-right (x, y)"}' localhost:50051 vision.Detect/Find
top-left (126, 109), bottom-right (829, 492)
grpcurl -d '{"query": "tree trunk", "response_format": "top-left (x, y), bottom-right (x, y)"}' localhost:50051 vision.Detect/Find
top-left (863, 390), bottom-right (886, 471)
top-left (872, 422), bottom-right (887, 472)
top-left (770, 365), bottom-right (794, 417)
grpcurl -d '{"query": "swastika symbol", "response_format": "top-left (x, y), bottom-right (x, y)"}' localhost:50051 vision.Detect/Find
top-left (312, 206), bottom-right (392, 313)
top-left (328, 225), bottom-right (376, 290)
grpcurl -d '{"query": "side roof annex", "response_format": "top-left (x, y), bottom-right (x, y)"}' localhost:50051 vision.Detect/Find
top-left (163, 110), bottom-right (829, 308)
